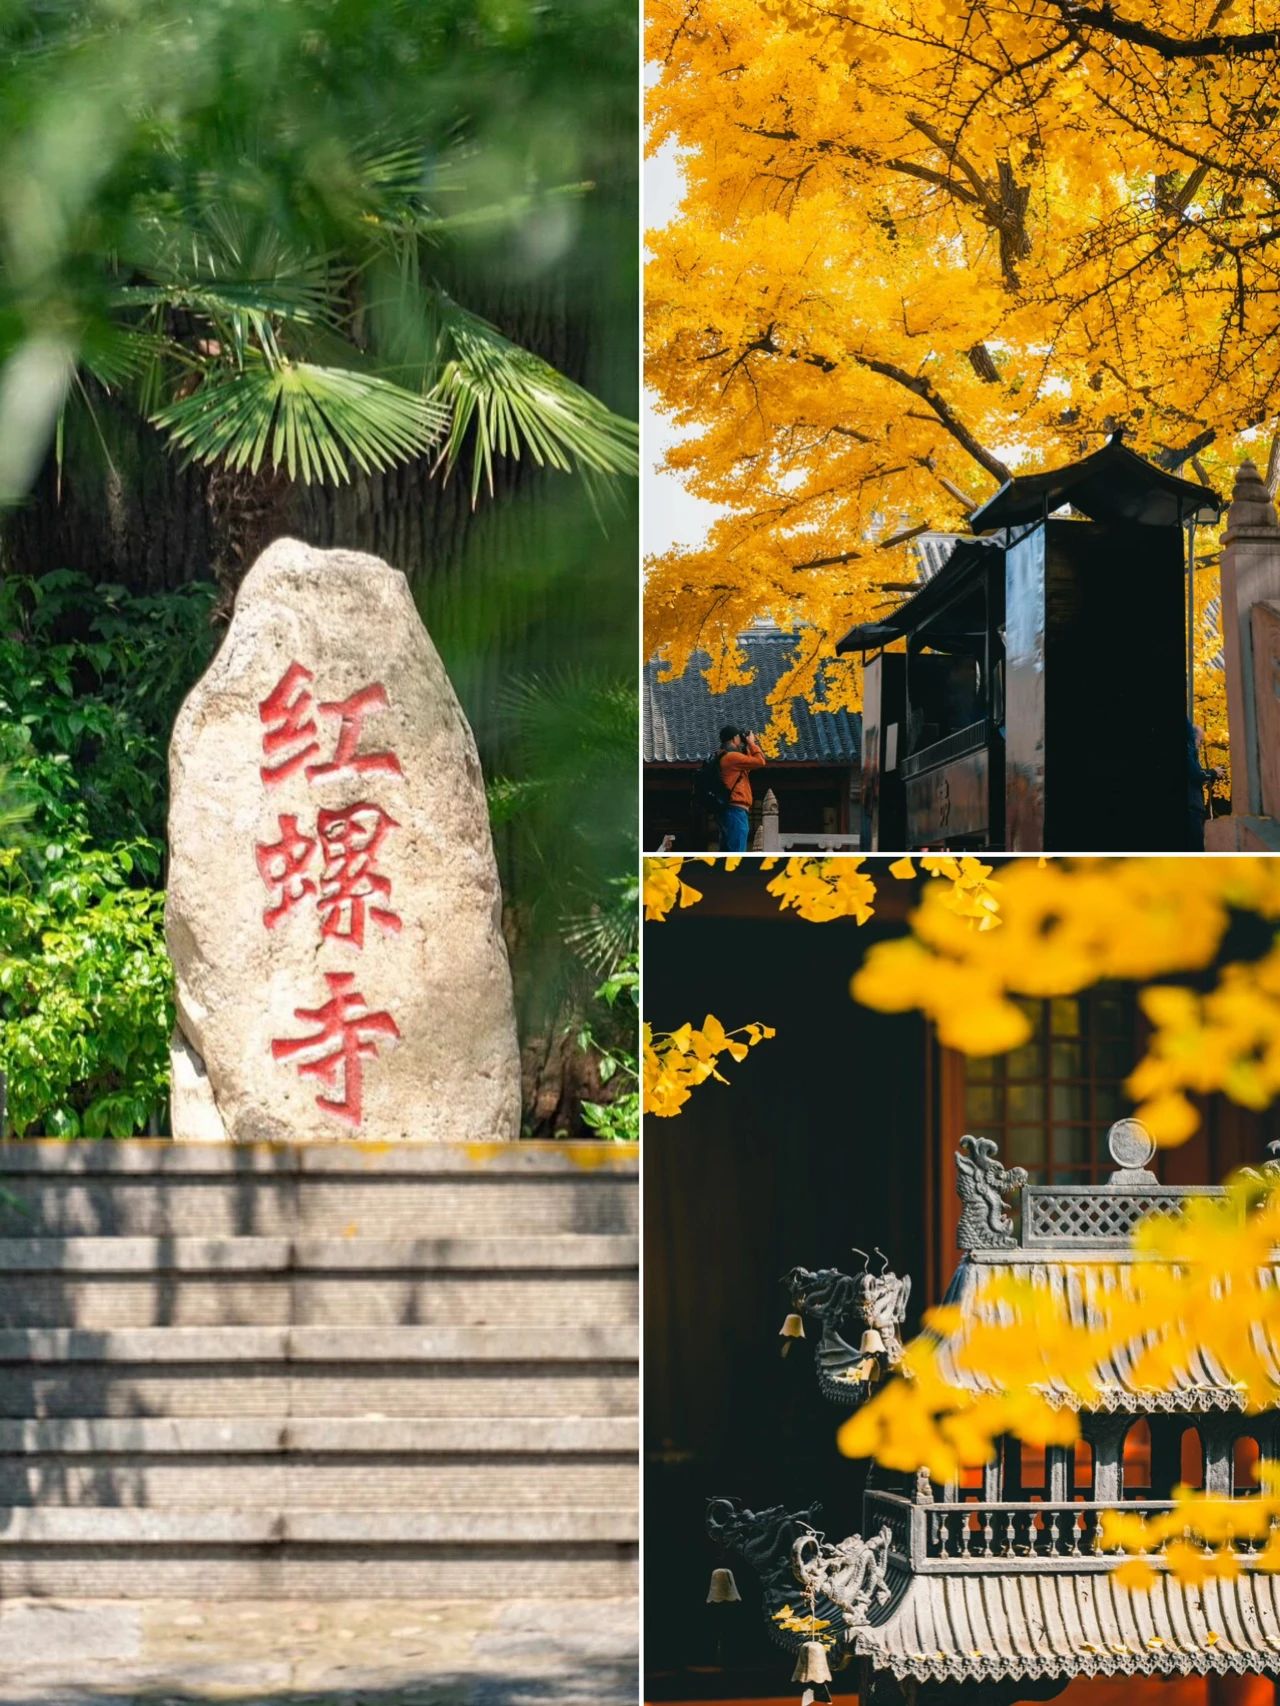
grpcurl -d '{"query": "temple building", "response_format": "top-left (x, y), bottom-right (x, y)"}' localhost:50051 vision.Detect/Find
top-left (840, 436), bottom-right (1221, 853)
top-left (706, 1119), bottom-right (1280, 1703)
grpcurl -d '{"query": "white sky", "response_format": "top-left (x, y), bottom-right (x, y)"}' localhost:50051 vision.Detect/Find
top-left (644, 137), bottom-right (723, 556)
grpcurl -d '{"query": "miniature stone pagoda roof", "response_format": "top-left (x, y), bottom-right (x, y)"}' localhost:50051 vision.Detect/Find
top-left (711, 1119), bottom-right (1280, 1702)
top-left (932, 1253), bottom-right (1273, 1414)
top-left (854, 1567), bottom-right (1280, 1685)
top-left (933, 1120), bottom-right (1275, 1413)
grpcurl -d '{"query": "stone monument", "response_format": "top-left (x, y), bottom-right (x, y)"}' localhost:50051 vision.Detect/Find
top-left (165, 538), bottom-right (522, 1141)
top-left (1206, 463), bottom-right (1280, 850)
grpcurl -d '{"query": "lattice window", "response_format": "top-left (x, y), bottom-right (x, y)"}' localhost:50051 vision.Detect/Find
top-left (961, 988), bottom-right (1139, 1184)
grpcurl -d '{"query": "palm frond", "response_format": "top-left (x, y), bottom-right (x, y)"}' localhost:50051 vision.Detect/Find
top-left (426, 297), bottom-right (638, 500)
top-left (561, 875), bottom-right (639, 974)
top-left (151, 359), bottom-right (449, 484)
top-left (374, 182), bottom-right (595, 241)
top-left (78, 322), bottom-right (177, 390)
top-left (116, 196), bottom-right (344, 342)
top-left (111, 278), bottom-right (336, 327)
top-left (497, 670), bottom-right (637, 780)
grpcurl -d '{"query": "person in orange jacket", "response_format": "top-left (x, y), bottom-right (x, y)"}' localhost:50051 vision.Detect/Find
top-left (717, 725), bottom-right (765, 852)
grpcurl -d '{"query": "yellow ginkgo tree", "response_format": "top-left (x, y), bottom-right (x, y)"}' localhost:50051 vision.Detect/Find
top-left (646, 0), bottom-right (1280, 741)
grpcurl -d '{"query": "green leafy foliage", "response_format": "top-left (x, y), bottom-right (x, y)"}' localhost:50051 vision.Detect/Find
top-left (0, 845), bottom-right (171, 1137)
top-left (486, 671), bottom-right (637, 978)
top-left (0, 572), bottom-right (217, 1135)
top-left (0, 0), bottom-right (639, 498)
top-left (578, 953), bottom-right (638, 1143)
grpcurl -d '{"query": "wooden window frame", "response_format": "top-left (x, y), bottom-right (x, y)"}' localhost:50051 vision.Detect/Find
top-left (930, 986), bottom-right (1149, 1299)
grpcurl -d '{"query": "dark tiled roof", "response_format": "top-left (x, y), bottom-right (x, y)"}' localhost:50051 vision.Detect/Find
top-left (970, 434), bottom-right (1221, 530)
top-left (644, 629), bottom-right (861, 763)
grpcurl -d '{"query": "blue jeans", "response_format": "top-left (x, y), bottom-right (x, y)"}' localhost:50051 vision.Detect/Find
top-left (718, 804), bottom-right (749, 852)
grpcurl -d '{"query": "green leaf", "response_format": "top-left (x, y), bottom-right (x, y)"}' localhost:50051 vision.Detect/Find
top-left (151, 359), bottom-right (449, 484)
top-left (424, 296), bottom-right (638, 500)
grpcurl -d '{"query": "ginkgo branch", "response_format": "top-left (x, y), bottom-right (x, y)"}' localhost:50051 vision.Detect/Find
top-left (1045, 0), bottom-right (1280, 58)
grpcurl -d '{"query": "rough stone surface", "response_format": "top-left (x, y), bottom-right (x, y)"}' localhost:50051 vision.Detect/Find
top-left (165, 539), bottom-right (520, 1142)
top-left (0, 1597), bottom-right (638, 1704)
top-left (1254, 599), bottom-right (1280, 823)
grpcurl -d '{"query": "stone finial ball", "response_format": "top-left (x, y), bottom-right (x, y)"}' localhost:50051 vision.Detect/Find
top-left (1108, 1118), bottom-right (1155, 1171)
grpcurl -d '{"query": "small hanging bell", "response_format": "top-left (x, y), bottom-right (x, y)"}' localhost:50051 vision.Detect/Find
top-left (851, 1353), bottom-right (880, 1384)
top-left (791, 1640), bottom-right (833, 1684)
top-left (779, 1312), bottom-right (806, 1356)
top-left (859, 1327), bottom-right (885, 1354)
top-left (706, 1566), bottom-right (741, 1604)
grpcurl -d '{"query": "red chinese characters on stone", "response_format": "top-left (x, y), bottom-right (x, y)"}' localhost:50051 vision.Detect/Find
top-left (316, 803), bottom-right (402, 949)
top-left (259, 663), bottom-right (321, 785)
top-left (259, 665), bottom-right (404, 786)
top-left (270, 971), bottom-right (400, 1128)
top-left (255, 814), bottom-right (318, 929)
top-left (258, 663), bottom-right (406, 1127)
top-left (308, 684), bottom-right (404, 782)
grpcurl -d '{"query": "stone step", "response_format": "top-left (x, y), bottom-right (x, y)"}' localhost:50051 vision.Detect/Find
top-left (0, 1510), bottom-right (638, 1541)
top-left (0, 1234), bottom-right (638, 1268)
top-left (0, 1363), bottom-right (638, 1418)
top-left (0, 1141), bottom-right (637, 1238)
top-left (0, 1415), bottom-right (637, 1510)
top-left (0, 1554), bottom-right (637, 1600)
top-left (0, 1236), bottom-right (638, 1327)
top-left (0, 1324), bottom-right (637, 1362)
top-left (0, 1416), bottom-right (637, 1451)
top-left (0, 1457), bottom-right (636, 1509)
top-left (0, 1324), bottom-right (637, 1422)
top-left (0, 1509), bottom-right (638, 1599)
top-left (0, 1143), bottom-right (639, 1600)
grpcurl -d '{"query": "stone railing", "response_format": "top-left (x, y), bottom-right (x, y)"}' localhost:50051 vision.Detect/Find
top-left (864, 1490), bottom-right (1268, 1572)
top-left (1018, 1182), bottom-right (1225, 1247)
top-left (752, 790), bottom-right (859, 852)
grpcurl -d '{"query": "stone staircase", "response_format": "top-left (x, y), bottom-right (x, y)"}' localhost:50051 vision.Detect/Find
top-left (0, 1141), bottom-right (638, 1598)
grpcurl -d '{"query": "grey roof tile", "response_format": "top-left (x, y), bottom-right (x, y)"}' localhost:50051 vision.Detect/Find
top-left (644, 630), bottom-right (861, 763)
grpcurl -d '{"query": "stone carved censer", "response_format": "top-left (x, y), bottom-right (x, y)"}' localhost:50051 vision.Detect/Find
top-left (165, 538), bottom-right (521, 1142)
top-left (707, 1121), bottom-right (1280, 1705)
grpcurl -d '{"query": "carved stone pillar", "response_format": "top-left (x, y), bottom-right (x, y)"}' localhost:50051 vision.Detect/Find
top-left (1087, 1417), bottom-right (1128, 1504)
top-left (757, 788), bottom-right (780, 850)
top-left (1201, 1419), bottom-right (1232, 1495)
top-left (1220, 462), bottom-right (1280, 816)
top-left (1046, 1444), bottom-right (1070, 1502)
